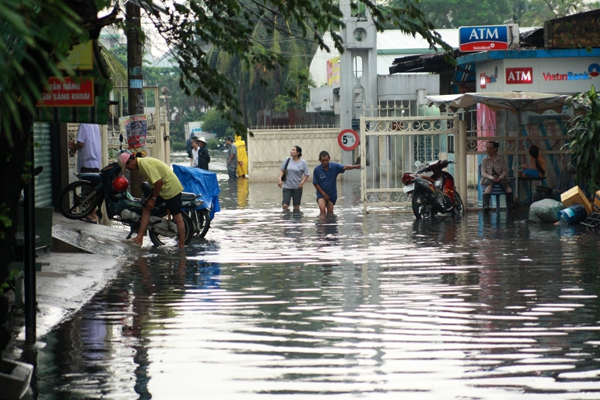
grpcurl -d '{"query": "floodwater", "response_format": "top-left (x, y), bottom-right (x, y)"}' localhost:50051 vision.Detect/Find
top-left (26, 153), bottom-right (600, 398)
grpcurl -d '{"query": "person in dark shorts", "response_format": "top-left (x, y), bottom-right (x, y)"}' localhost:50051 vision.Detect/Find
top-left (312, 150), bottom-right (360, 214)
top-left (119, 153), bottom-right (186, 248)
top-left (278, 145), bottom-right (309, 211)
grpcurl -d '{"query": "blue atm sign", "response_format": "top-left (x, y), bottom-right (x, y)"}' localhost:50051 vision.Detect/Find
top-left (459, 26), bottom-right (509, 52)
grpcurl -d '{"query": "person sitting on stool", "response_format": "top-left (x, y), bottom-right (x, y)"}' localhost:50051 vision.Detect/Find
top-left (481, 140), bottom-right (515, 213)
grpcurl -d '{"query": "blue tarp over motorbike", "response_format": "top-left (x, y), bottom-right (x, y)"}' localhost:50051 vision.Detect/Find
top-left (173, 165), bottom-right (220, 220)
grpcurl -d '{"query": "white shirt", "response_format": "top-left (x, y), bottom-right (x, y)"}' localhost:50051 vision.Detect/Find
top-left (76, 124), bottom-right (101, 171)
top-left (191, 148), bottom-right (199, 167)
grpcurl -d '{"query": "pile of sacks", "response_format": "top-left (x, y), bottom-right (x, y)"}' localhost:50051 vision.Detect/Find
top-left (529, 185), bottom-right (598, 224)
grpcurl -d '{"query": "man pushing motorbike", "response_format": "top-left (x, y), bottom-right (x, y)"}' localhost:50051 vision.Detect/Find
top-left (119, 152), bottom-right (186, 249)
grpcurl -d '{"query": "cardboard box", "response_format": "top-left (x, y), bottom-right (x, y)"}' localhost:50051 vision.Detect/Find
top-left (594, 190), bottom-right (600, 213)
top-left (561, 186), bottom-right (592, 215)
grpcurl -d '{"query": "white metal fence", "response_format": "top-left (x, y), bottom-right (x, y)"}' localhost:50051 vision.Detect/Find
top-left (359, 103), bottom-right (457, 213)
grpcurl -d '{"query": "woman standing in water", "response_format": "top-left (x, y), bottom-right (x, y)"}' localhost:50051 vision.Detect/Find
top-left (278, 145), bottom-right (309, 211)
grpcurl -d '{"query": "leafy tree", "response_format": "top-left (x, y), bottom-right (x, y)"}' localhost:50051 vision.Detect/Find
top-left (564, 85), bottom-right (600, 195)
top-left (387, 0), bottom-right (592, 28)
top-left (515, 0), bottom-right (588, 26)
top-left (385, 0), bottom-right (512, 28)
top-left (273, 68), bottom-right (314, 113)
top-left (1, 0), bottom-right (451, 301)
top-left (202, 109), bottom-right (231, 138)
top-left (0, 0), bottom-right (119, 293)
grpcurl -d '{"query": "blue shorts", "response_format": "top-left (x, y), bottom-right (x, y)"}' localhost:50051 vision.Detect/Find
top-left (523, 169), bottom-right (541, 178)
top-left (317, 196), bottom-right (336, 205)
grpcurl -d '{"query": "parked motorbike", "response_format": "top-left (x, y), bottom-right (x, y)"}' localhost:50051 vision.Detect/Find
top-left (402, 159), bottom-right (464, 219)
top-left (57, 162), bottom-right (203, 246)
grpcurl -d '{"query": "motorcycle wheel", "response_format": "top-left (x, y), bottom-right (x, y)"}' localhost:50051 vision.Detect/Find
top-left (148, 210), bottom-right (194, 247)
top-left (57, 181), bottom-right (101, 220)
top-left (453, 191), bottom-right (465, 219)
top-left (412, 188), bottom-right (433, 219)
top-left (190, 208), bottom-right (211, 239)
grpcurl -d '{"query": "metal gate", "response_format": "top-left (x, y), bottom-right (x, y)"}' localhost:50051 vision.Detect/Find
top-left (360, 104), bottom-right (457, 213)
top-left (33, 122), bottom-right (53, 207)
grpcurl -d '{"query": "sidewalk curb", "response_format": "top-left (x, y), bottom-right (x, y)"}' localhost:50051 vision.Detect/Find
top-left (10, 212), bottom-right (140, 341)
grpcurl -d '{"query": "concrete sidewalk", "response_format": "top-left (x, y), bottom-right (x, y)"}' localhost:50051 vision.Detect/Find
top-left (12, 212), bottom-right (138, 340)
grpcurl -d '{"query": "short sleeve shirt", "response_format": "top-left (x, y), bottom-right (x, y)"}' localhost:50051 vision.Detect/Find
top-left (281, 158), bottom-right (309, 189)
top-left (313, 162), bottom-right (345, 200)
top-left (228, 143), bottom-right (238, 166)
top-left (76, 124), bottom-right (101, 171)
top-left (137, 157), bottom-right (184, 200)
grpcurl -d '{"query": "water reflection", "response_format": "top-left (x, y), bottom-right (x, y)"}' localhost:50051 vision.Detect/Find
top-left (26, 176), bottom-right (600, 399)
top-left (316, 213), bottom-right (338, 244)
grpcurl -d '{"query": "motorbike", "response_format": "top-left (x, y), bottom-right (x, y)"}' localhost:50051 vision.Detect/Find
top-left (402, 159), bottom-right (464, 219)
top-left (57, 162), bottom-right (203, 246)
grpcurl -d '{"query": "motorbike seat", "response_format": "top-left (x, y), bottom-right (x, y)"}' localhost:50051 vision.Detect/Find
top-left (181, 192), bottom-right (198, 202)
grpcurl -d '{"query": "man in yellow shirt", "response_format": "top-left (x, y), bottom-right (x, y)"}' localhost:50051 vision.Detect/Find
top-left (120, 153), bottom-right (186, 248)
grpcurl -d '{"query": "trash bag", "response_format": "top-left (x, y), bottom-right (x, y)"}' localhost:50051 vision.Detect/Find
top-left (529, 198), bottom-right (564, 223)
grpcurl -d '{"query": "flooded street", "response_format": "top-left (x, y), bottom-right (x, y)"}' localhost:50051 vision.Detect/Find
top-left (29, 153), bottom-right (600, 399)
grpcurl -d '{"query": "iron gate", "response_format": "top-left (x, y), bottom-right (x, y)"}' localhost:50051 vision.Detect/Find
top-left (360, 112), bottom-right (457, 213)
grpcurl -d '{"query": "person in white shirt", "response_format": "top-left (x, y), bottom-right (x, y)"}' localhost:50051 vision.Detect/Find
top-left (190, 139), bottom-right (199, 167)
top-left (68, 124), bottom-right (101, 223)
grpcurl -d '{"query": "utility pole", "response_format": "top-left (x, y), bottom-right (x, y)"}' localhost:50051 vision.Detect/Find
top-left (126, 1), bottom-right (144, 196)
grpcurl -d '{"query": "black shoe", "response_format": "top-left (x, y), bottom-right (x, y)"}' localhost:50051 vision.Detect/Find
top-left (506, 195), bottom-right (516, 212)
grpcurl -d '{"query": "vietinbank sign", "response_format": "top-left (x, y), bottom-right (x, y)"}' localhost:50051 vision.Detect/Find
top-left (459, 26), bottom-right (510, 52)
top-left (542, 63), bottom-right (600, 81)
top-left (477, 58), bottom-right (600, 93)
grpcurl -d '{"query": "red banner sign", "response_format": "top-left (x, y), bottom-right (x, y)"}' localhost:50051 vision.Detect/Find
top-left (37, 77), bottom-right (94, 107)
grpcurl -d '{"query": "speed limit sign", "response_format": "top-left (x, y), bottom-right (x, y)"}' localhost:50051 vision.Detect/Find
top-left (338, 129), bottom-right (359, 151)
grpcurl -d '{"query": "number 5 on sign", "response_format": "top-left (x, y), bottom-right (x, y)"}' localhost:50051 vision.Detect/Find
top-left (338, 129), bottom-right (359, 151)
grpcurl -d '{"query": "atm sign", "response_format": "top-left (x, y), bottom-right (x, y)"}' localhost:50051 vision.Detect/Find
top-left (506, 67), bottom-right (533, 84)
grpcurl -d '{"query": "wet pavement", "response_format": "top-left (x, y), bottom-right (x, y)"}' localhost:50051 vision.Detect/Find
top-left (10, 152), bottom-right (600, 399)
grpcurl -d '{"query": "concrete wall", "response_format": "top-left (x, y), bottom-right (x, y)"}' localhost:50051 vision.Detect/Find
top-left (248, 128), bottom-right (341, 182)
top-left (377, 74), bottom-right (440, 102)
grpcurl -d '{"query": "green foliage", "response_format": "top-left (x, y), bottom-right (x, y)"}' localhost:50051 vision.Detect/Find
top-left (0, 0), bottom-right (85, 147)
top-left (0, 203), bottom-right (11, 240)
top-left (274, 68), bottom-right (313, 112)
top-left (170, 140), bottom-right (187, 152)
top-left (0, 268), bottom-right (22, 297)
top-left (565, 85), bottom-right (600, 194)
top-left (206, 138), bottom-right (222, 150)
top-left (202, 109), bottom-right (231, 138)
top-left (385, 0), bottom-right (588, 28)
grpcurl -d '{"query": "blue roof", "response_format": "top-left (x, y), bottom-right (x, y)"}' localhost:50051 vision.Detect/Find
top-left (458, 48), bottom-right (600, 65)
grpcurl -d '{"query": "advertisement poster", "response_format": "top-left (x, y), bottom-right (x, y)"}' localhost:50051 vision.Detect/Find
top-left (119, 114), bottom-right (147, 155)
